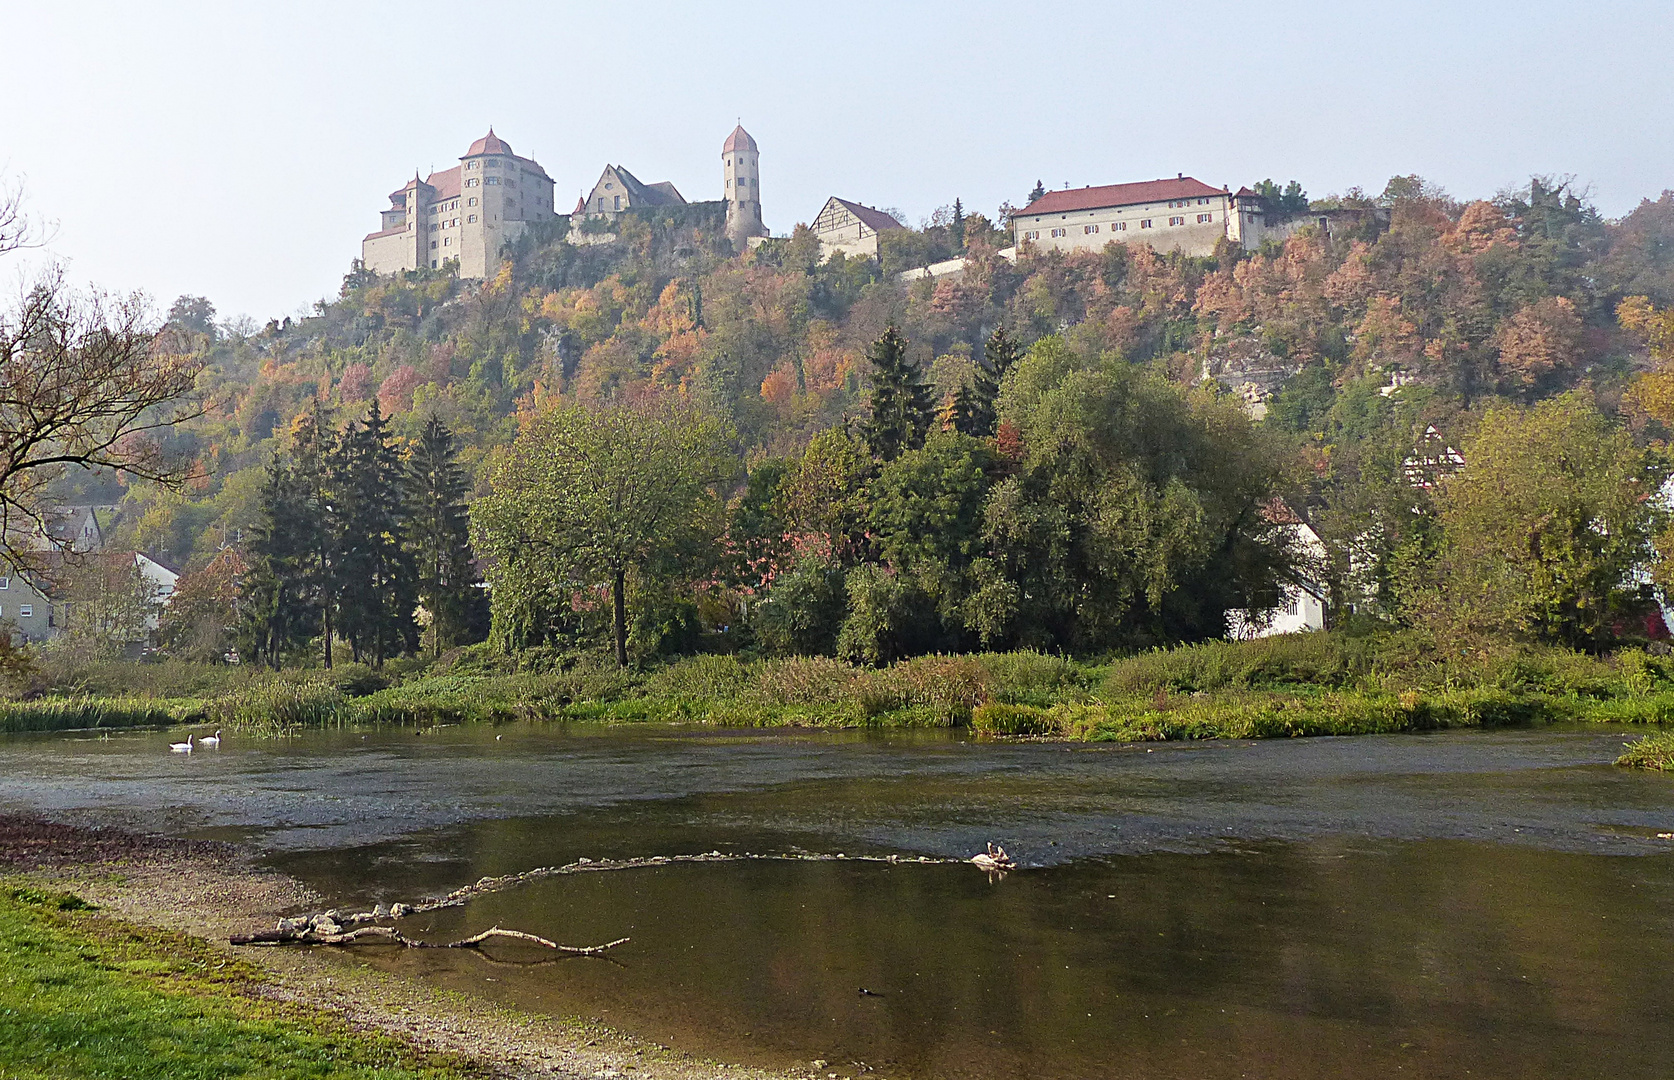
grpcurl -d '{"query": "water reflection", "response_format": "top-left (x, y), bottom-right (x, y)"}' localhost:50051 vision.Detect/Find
top-left (358, 842), bottom-right (1674, 1080)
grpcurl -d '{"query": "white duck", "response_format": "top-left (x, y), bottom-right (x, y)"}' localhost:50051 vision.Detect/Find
top-left (200, 729), bottom-right (222, 747)
top-left (169, 734), bottom-right (194, 753)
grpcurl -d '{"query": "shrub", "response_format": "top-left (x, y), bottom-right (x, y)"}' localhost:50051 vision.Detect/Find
top-left (971, 703), bottom-right (1054, 736)
top-left (642, 654), bottom-right (753, 700)
top-left (1617, 729), bottom-right (1674, 770)
top-left (1103, 632), bottom-right (1376, 696)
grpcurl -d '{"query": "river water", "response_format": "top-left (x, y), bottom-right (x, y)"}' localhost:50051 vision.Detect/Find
top-left (3, 723), bottom-right (1672, 1079)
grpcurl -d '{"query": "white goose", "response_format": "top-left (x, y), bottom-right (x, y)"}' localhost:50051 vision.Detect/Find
top-left (200, 729), bottom-right (222, 747)
top-left (169, 734), bottom-right (194, 754)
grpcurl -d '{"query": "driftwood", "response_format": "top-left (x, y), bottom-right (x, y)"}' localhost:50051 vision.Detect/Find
top-left (232, 847), bottom-right (1004, 952)
top-left (231, 922), bottom-right (629, 955)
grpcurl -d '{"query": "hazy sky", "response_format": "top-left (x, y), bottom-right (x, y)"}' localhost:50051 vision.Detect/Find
top-left (3, 1), bottom-right (1670, 322)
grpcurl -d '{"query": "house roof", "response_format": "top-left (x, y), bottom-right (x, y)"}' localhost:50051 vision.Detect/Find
top-left (465, 128), bottom-right (512, 157)
top-left (1019, 177), bottom-right (1229, 217)
top-left (828, 197), bottom-right (904, 234)
top-left (424, 166), bottom-right (461, 201)
top-left (363, 226), bottom-right (408, 242)
top-left (722, 125), bottom-right (757, 154)
top-left (594, 166), bottom-right (687, 208)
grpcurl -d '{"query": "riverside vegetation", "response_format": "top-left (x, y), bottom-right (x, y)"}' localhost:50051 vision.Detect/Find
top-left (7, 632), bottom-right (1672, 767)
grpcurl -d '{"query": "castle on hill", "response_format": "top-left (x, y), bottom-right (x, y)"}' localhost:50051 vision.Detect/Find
top-left (361, 126), bottom-right (766, 279)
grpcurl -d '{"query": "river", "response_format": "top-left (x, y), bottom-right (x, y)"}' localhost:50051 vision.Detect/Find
top-left (3, 723), bottom-right (1672, 1079)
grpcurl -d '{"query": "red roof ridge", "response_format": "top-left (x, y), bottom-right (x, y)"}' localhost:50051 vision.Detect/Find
top-left (1019, 176), bottom-right (1229, 217)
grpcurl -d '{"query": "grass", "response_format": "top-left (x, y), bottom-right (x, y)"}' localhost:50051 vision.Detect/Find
top-left (11, 631), bottom-right (1674, 748)
top-left (1617, 729), bottom-right (1674, 771)
top-left (0, 696), bottom-right (207, 734)
top-left (0, 883), bottom-right (475, 1079)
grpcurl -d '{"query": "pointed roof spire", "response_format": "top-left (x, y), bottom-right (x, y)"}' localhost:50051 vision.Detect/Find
top-left (722, 124), bottom-right (757, 154)
top-left (466, 128), bottom-right (513, 157)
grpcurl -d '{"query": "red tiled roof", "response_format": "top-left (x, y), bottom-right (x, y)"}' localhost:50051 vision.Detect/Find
top-left (722, 125), bottom-right (757, 154)
top-left (425, 166), bottom-right (461, 201)
top-left (363, 226), bottom-right (408, 241)
top-left (466, 128), bottom-right (512, 157)
top-left (832, 197), bottom-right (903, 234)
top-left (572, 196), bottom-right (586, 215)
top-left (1019, 177), bottom-right (1228, 217)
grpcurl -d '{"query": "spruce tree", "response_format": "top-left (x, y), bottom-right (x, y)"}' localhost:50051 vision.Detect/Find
top-left (406, 416), bottom-right (488, 651)
top-left (859, 325), bottom-right (933, 463)
top-left (1029, 180), bottom-right (1046, 204)
top-left (237, 454), bottom-right (312, 667)
top-left (289, 405), bottom-right (338, 666)
top-left (332, 400), bottom-right (418, 665)
top-left (953, 325), bottom-right (1021, 438)
top-left (951, 197), bottom-right (965, 253)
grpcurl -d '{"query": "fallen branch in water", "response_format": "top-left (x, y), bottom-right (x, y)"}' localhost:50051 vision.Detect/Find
top-left (230, 922), bottom-right (629, 955)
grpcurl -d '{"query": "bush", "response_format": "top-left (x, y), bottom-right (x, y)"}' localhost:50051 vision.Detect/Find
top-left (1617, 729), bottom-right (1674, 770)
top-left (1103, 632), bottom-right (1376, 696)
top-left (971, 703), bottom-right (1054, 736)
top-left (642, 654), bottom-right (753, 700)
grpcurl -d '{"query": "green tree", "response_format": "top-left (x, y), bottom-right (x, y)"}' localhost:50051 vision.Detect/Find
top-left (236, 455), bottom-right (312, 668)
top-left (474, 398), bottom-right (734, 666)
top-left (979, 342), bottom-right (1294, 651)
top-left (953, 325), bottom-right (1021, 437)
top-left (332, 400), bottom-right (418, 665)
top-left (1028, 180), bottom-right (1046, 204)
top-left (859, 325), bottom-right (933, 463)
top-left (158, 548), bottom-right (245, 663)
top-left (1423, 394), bottom-right (1664, 648)
top-left (406, 416), bottom-right (488, 652)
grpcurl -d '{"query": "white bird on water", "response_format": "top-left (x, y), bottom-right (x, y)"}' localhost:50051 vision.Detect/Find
top-left (200, 729), bottom-right (222, 747)
top-left (169, 734), bottom-right (194, 754)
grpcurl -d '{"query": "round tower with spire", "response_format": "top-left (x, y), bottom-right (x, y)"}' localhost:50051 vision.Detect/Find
top-left (722, 124), bottom-right (766, 249)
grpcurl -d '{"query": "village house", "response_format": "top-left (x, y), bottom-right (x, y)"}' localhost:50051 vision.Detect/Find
top-left (362, 130), bottom-right (558, 280)
top-left (1226, 501), bottom-right (1328, 639)
top-left (809, 197), bottom-right (904, 261)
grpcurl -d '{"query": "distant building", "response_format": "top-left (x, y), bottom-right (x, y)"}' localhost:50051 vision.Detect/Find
top-left (1014, 176), bottom-right (1232, 257)
top-left (810, 197), bottom-right (904, 261)
top-left (574, 165), bottom-right (687, 219)
top-left (722, 125), bottom-right (767, 248)
top-left (362, 129), bottom-right (557, 280)
top-left (1226, 501), bottom-right (1328, 639)
top-left (1014, 176), bottom-right (1388, 258)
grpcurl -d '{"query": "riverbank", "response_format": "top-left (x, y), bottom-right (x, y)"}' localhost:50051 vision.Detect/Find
top-left (9, 635), bottom-right (1674, 768)
top-left (0, 814), bottom-right (803, 1080)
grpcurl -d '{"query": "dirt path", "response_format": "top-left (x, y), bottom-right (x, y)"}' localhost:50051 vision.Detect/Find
top-left (0, 814), bottom-right (808, 1080)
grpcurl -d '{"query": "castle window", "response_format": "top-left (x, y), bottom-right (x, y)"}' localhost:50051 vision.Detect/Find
top-left (1050, 228), bottom-right (1067, 238)
top-left (466, 178), bottom-right (479, 187)
top-left (453, 218), bottom-right (459, 227)
top-left (604, 182), bottom-right (612, 189)
top-left (1169, 216), bottom-right (1185, 226)
top-left (1140, 219), bottom-right (1152, 228)
top-left (468, 198), bottom-right (477, 206)
top-left (613, 195), bottom-right (621, 210)
top-left (1113, 221), bottom-right (1127, 231)
top-left (486, 177), bottom-right (499, 185)
top-left (1084, 224), bottom-right (1098, 234)
top-left (19, 605), bottom-right (31, 618)
top-left (432, 259), bottom-right (438, 267)
top-left (430, 240), bottom-right (438, 248)
top-left (1197, 213), bottom-right (1213, 223)
top-left (443, 237), bottom-right (450, 246)
top-left (0, 577), bottom-right (8, 589)
top-left (468, 214), bottom-right (477, 223)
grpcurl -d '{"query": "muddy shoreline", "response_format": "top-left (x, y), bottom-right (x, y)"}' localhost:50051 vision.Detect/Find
top-left (0, 813), bottom-right (803, 1080)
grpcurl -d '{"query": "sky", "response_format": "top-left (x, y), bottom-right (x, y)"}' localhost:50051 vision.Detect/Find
top-left (2, 0), bottom-right (1670, 323)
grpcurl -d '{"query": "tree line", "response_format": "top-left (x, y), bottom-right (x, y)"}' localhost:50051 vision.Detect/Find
top-left (237, 405), bottom-right (487, 667)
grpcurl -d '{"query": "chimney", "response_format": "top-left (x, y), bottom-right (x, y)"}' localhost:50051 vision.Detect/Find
top-left (1177, 172), bottom-right (1183, 179)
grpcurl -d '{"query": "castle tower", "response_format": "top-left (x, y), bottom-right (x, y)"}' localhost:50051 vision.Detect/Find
top-left (723, 125), bottom-right (767, 249)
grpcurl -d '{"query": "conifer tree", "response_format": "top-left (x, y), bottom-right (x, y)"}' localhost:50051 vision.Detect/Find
top-left (951, 197), bottom-right (965, 253)
top-left (332, 400), bottom-right (418, 665)
top-left (236, 454), bottom-right (312, 667)
top-left (1029, 180), bottom-right (1046, 204)
top-left (406, 416), bottom-right (488, 651)
top-left (953, 325), bottom-right (1021, 438)
top-left (859, 325), bottom-right (934, 463)
top-left (289, 405), bottom-right (338, 666)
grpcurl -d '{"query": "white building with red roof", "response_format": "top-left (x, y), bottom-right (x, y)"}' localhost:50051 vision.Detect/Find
top-left (1014, 175), bottom-right (1234, 257)
top-left (362, 129), bottom-right (556, 280)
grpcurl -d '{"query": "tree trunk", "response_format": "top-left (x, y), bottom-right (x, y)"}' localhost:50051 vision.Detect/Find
top-left (613, 568), bottom-right (628, 667)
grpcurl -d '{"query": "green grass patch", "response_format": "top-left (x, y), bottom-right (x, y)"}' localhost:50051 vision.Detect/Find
top-left (0, 883), bottom-right (475, 1079)
top-left (1617, 729), bottom-right (1674, 771)
top-left (0, 696), bottom-right (207, 733)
